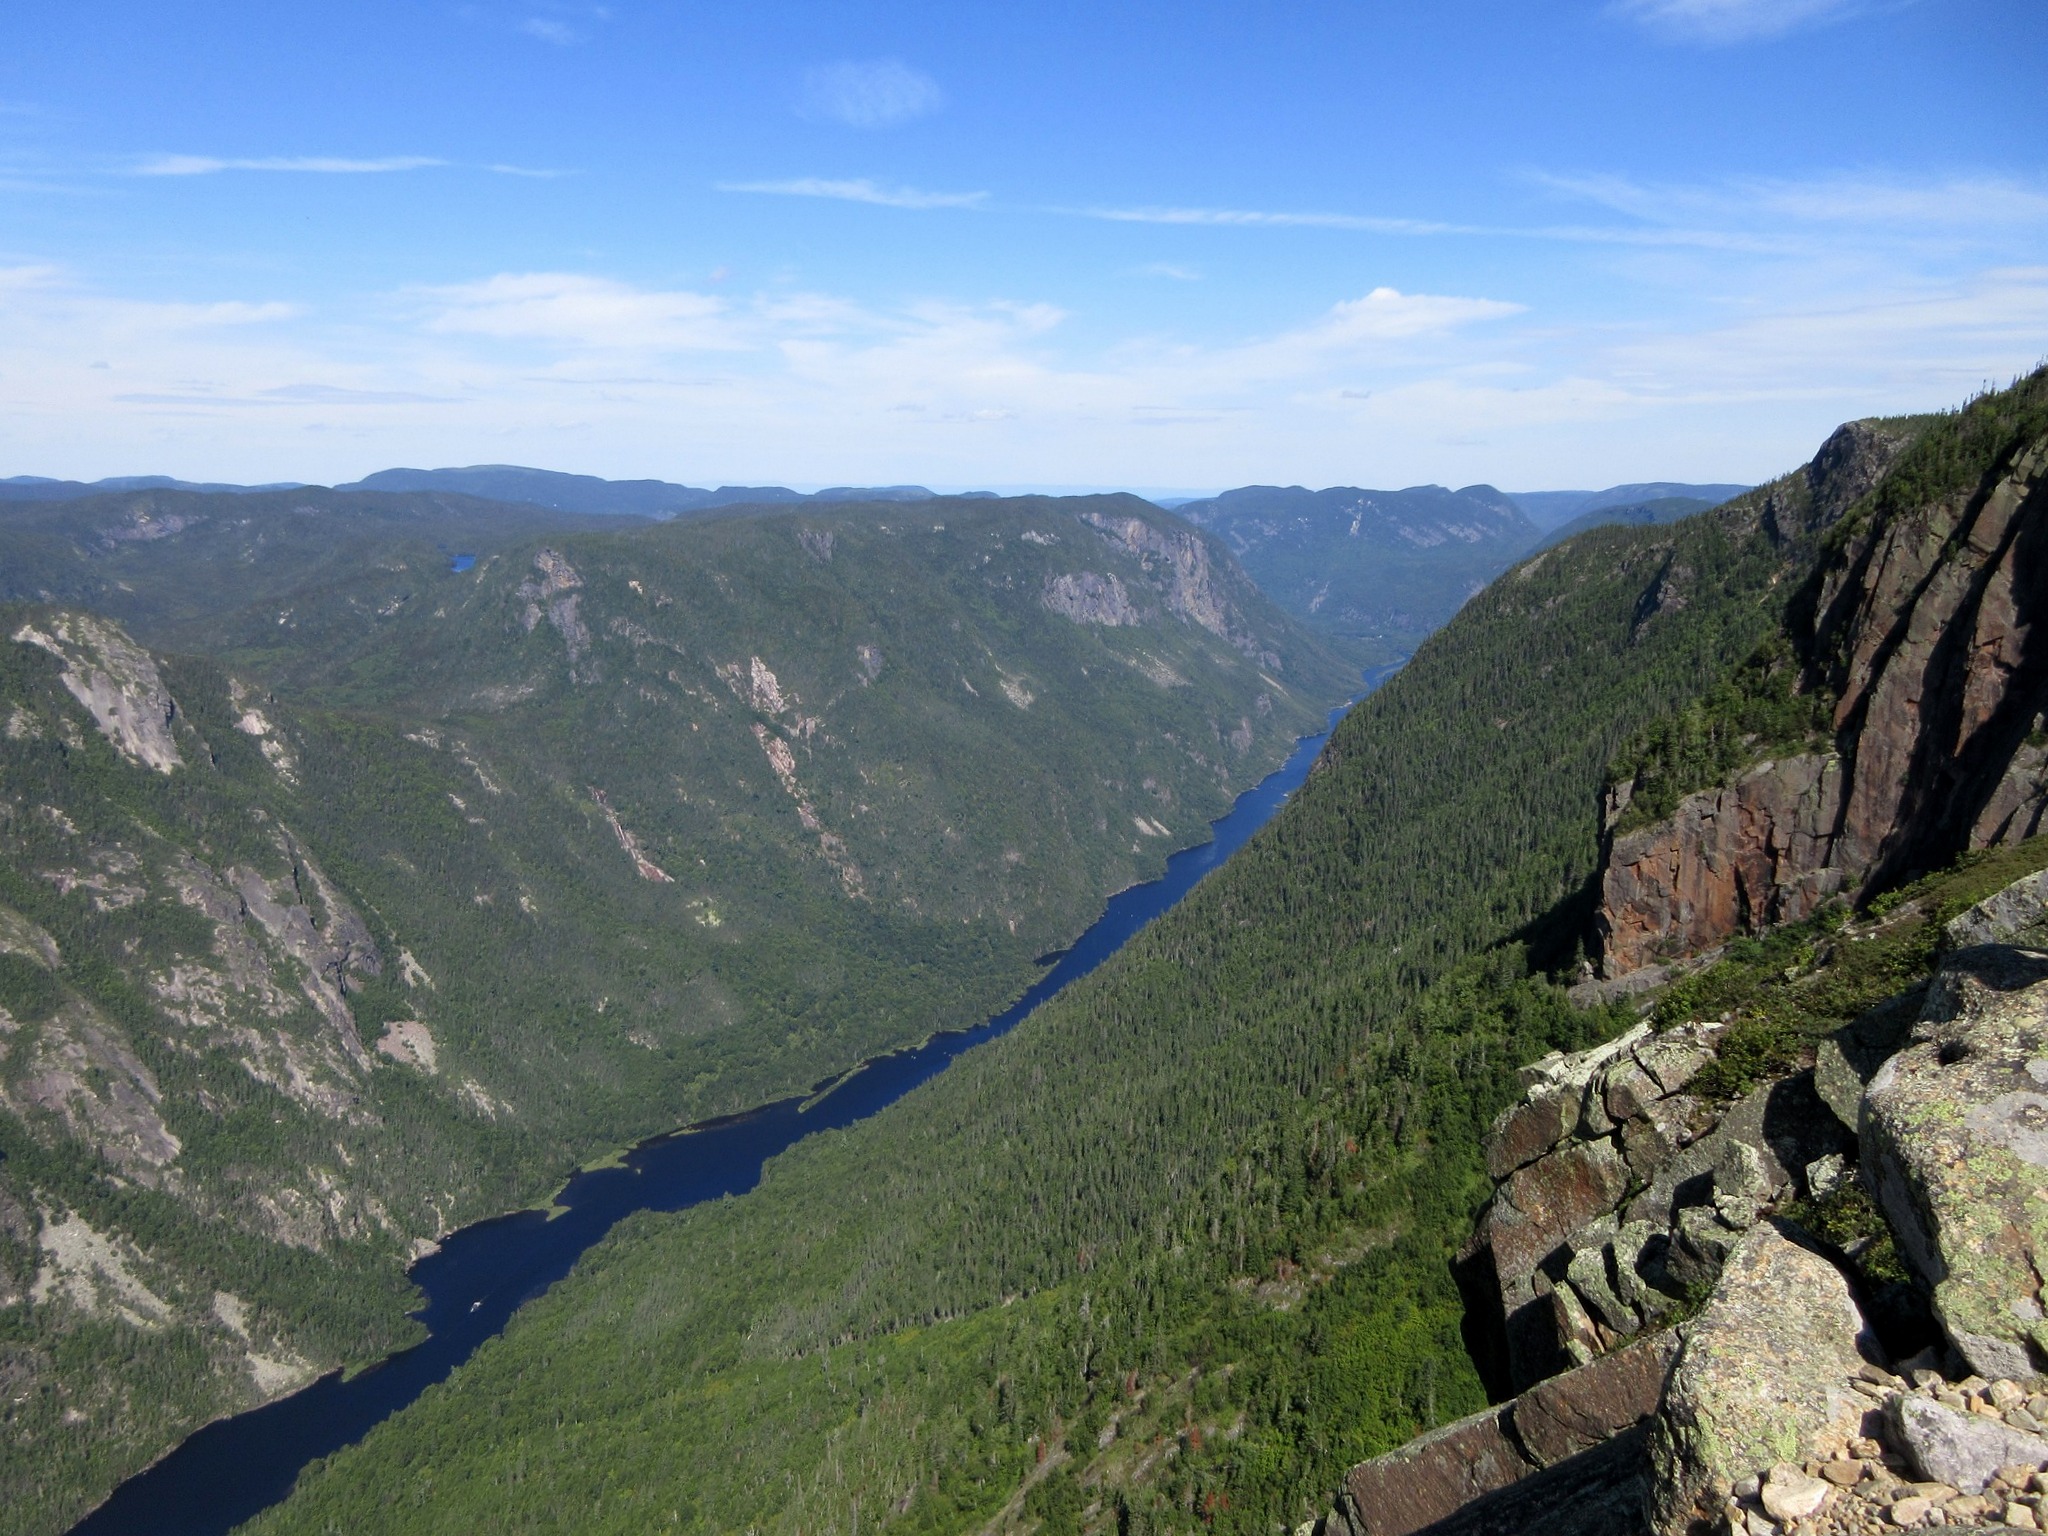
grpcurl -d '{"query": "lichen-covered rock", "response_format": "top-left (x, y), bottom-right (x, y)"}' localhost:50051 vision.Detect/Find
top-left (1627, 1082), bottom-right (1786, 1229)
top-left (1864, 945), bottom-right (2048, 1381)
top-left (1815, 986), bottom-right (1924, 1134)
top-left (1486, 1139), bottom-right (1634, 1382)
top-left (1649, 1224), bottom-right (1874, 1535)
top-left (1330, 1334), bottom-right (1678, 1536)
top-left (1486, 1027), bottom-right (1650, 1179)
top-left (1485, 1088), bottom-right (1581, 1181)
top-left (1491, 1139), bottom-right (1635, 1286)
top-left (1948, 870), bottom-right (2048, 951)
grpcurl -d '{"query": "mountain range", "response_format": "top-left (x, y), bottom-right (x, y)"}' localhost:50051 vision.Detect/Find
top-left (8, 433), bottom-right (1912, 1536)
top-left (214, 371), bottom-right (2047, 1536)
top-left (4, 470), bottom-right (1752, 669)
top-left (0, 486), bottom-right (1355, 1533)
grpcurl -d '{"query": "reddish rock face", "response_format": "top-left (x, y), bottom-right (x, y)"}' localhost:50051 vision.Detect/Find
top-left (1597, 754), bottom-right (1846, 976)
top-left (1595, 431), bottom-right (2048, 979)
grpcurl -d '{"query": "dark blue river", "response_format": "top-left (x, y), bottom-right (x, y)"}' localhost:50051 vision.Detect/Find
top-left (72, 670), bottom-right (1393, 1536)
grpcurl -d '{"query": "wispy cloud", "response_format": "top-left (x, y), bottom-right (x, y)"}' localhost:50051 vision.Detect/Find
top-left (798, 60), bottom-right (943, 128)
top-left (133, 154), bottom-right (444, 177)
top-left (1137, 263), bottom-right (1201, 281)
top-left (488, 163), bottom-right (575, 179)
top-left (1073, 201), bottom-right (1788, 253)
top-left (418, 272), bottom-right (745, 352)
top-left (519, 17), bottom-right (577, 45)
top-left (1537, 170), bottom-right (2048, 230)
top-left (116, 383), bottom-right (453, 407)
top-left (719, 177), bottom-right (986, 210)
top-left (1085, 204), bottom-right (1467, 236)
top-left (4, 253), bottom-right (2042, 493)
top-left (1609, 0), bottom-right (1869, 44)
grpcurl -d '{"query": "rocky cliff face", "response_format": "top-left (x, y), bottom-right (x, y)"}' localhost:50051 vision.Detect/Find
top-left (1595, 411), bottom-right (2048, 979)
top-left (1321, 376), bottom-right (2048, 1536)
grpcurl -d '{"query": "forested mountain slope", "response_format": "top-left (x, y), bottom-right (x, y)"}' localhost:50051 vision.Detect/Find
top-left (1169, 483), bottom-right (1538, 658)
top-left (245, 380), bottom-right (2042, 1535)
top-left (1532, 495), bottom-right (1717, 551)
top-left (0, 486), bottom-right (631, 644)
top-left (1506, 482), bottom-right (1750, 533)
top-left (0, 496), bottom-right (1350, 1535)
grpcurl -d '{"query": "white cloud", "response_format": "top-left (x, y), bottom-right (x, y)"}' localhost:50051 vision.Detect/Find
top-left (519, 17), bottom-right (577, 44)
top-left (1, 254), bottom-right (2041, 494)
top-left (418, 272), bottom-right (745, 352)
top-left (1609, 0), bottom-right (1869, 44)
top-left (1138, 264), bottom-right (1201, 281)
top-left (133, 155), bottom-right (443, 177)
top-left (718, 177), bottom-right (986, 210)
top-left (798, 60), bottom-right (942, 128)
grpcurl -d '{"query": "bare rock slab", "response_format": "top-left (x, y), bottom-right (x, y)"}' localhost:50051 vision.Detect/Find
top-left (1650, 1223), bottom-right (1874, 1535)
top-left (1864, 945), bottom-right (2048, 1381)
top-left (1332, 1334), bottom-right (1677, 1536)
top-left (1512, 1331), bottom-right (1679, 1468)
top-left (1336, 1404), bottom-right (1528, 1536)
top-left (1888, 1393), bottom-right (2048, 1495)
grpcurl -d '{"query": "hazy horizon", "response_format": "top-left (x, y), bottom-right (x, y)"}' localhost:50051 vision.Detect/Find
top-left (2, 1), bottom-right (2041, 491)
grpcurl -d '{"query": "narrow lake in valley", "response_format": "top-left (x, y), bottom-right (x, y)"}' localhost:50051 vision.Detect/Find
top-left (71, 667), bottom-right (1395, 1536)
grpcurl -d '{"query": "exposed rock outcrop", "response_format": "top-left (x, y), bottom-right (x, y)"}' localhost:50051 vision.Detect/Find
top-left (516, 547), bottom-right (595, 680)
top-left (1864, 944), bottom-right (2048, 1382)
top-left (1463, 1016), bottom-right (1850, 1390)
top-left (1042, 570), bottom-right (1143, 627)
top-left (1078, 510), bottom-right (1283, 665)
top-left (12, 612), bottom-right (183, 773)
top-left (1327, 1334), bottom-right (1677, 1536)
top-left (1594, 425), bottom-right (2048, 978)
top-left (1648, 1223), bottom-right (1875, 1535)
top-left (1597, 755), bottom-right (1846, 977)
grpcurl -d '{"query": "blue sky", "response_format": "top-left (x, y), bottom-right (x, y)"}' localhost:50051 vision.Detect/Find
top-left (1, 0), bottom-right (2044, 493)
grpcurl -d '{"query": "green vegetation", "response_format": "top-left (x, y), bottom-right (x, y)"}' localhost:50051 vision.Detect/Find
top-left (1667, 833), bottom-right (2048, 1104)
top-left (249, 377), bottom-right (2048, 1536)
top-left (246, 430), bottom-right (1833, 1535)
top-left (0, 485), bottom-right (630, 644)
top-left (1533, 495), bottom-right (1718, 551)
top-left (1821, 378), bottom-right (2048, 560)
top-left (1606, 633), bottom-right (1832, 835)
top-left (17, 374), bottom-right (2044, 1535)
top-left (0, 953), bottom-right (59, 1023)
top-left (0, 494), bottom-right (1354, 1533)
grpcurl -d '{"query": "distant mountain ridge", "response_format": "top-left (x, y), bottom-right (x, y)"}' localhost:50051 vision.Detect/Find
top-left (339, 466), bottom-right (962, 516)
top-left (1532, 493), bottom-right (1719, 550)
top-left (0, 466), bottom-right (960, 518)
top-left (1170, 481), bottom-right (1539, 657)
top-left (1505, 480), bottom-right (1750, 532)
top-left (0, 474), bottom-right (307, 501)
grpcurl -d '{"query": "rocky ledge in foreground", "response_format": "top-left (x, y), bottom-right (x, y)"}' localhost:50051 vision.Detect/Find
top-left (1321, 863), bottom-right (2048, 1536)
